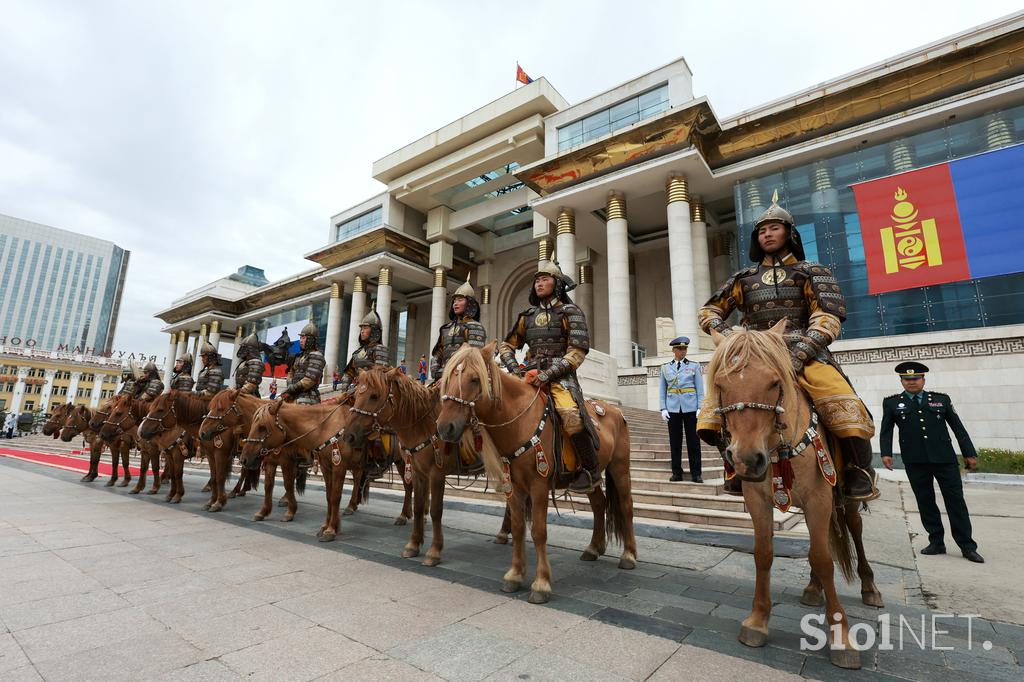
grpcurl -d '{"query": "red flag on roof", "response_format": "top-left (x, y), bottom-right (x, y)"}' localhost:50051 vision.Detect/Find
top-left (516, 64), bottom-right (533, 85)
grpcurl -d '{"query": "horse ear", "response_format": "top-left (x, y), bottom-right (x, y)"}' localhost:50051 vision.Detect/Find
top-left (386, 367), bottom-right (399, 378)
top-left (482, 340), bottom-right (497, 358)
top-left (768, 318), bottom-right (788, 336)
top-left (269, 400), bottom-right (283, 415)
top-left (711, 329), bottom-right (726, 347)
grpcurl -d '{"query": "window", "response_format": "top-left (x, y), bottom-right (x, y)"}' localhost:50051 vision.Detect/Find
top-left (557, 84), bottom-right (670, 151)
top-left (335, 206), bottom-right (383, 242)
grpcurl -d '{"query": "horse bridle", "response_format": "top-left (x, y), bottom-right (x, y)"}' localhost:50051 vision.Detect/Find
top-left (139, 399), bottom-right (177, 436)
top-left (440, 363), bottom-right (539, 430)
top-left (348, 381), bottom-right (397, 433)
top-left (244, 400), bottom-right (345, 458)
top-left (714, 384), bottom-right (794, 459)
top-left (202, 396), bottom-right (242, 435)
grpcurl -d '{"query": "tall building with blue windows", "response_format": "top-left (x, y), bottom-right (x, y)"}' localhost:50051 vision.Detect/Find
top-left (0, 214), bottom-right (129, 354)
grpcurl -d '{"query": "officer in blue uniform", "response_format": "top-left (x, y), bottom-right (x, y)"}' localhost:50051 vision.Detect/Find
top-left (880, 361), bottom-right (983, 563)
top-left (660, 336), bottom-right (705, 483)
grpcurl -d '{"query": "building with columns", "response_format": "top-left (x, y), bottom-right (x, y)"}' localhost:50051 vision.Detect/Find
top-left (156, 13), bottom-right (1024, 449)
top-left (0, 344), bottom-right (126, 417)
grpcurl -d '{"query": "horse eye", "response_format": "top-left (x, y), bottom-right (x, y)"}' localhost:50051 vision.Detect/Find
top-left (470, 378), bottom-right (480, 384)
top-left (370, 394), bottom-right (379, 400)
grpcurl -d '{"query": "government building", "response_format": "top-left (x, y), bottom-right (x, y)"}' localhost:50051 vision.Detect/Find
top-left (156, 13), bottom-right (1024, 451)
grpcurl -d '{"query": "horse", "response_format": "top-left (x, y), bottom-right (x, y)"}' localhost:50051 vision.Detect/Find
top-left (344, 366), bottom-right (504, 565)
top-left (435, 342), bottom-right (637, 605)
top-left (134, 391), bottom-right (215, 504)
top-left (706, 319), bottom-right (882, 670)
top-left (241, 398), bottom-right (400, 538)
top-left (41, 403), bottom-right (73, 438)
top-left (197, 390), bottom-right (266, 512)
top-left (98, 394), bottom-right (161, 494)
top-left (60, 404), bottom-right (130, 486)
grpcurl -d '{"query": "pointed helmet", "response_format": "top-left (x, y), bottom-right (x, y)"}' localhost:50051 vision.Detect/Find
top-left (450, 273), bottom-right (480, 321)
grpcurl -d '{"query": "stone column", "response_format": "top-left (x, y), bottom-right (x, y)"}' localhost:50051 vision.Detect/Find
top-left (429, 267), bottom-right (447, 357)
top-left (605, 191), bottom-right (633, 367)
top-left (690, 197), bottom-right (712, 349)
top-left (347, 275), bottom-right (367, 360)
top-left (89, 373), bottom-right (105, 407)
top-left (229, 325), bottom-right (243, 377)
top-left (377, 266), bottom-right (394, 347)
top-left (39, 369), bottom-right (57, 412)
top-left (666, 175), bottom-right (698, 348)
top-left (556, 209), bottom-right (576, 296)
top-left (403, 304), bottom-right (418, 369)
top-left (575, 264), bottom-right (594, 327)
top-left (324, 281), bottom-right (345, 379)
top-left (9, 366), bottom-right (29, 413)
top-left (162, 332), bottom-right (177, 393)
top-left (67, 371), bottom-right (82, 405)
top-left (192, 323), bottom-right (207, 382)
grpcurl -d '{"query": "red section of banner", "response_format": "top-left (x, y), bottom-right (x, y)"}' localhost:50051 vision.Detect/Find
top-left (852, 163), bottom-right (971, 294)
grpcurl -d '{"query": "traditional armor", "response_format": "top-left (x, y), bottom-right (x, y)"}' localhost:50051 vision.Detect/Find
top-left (431, 275), bottom-right (487, 379)
top-left (169, 352), bottom-right (195, 391)
top-left (282, 321), bottom-right (325, 405)
top-left (499, 260), bottom-right (599, 492)
top-left (234, 333), bottom-right (264, 395)
top-left (697, 193), bottom-right (877, 501)
top-left (118, 367), bottom-right (136, 396)
top-left (339, 310), bottom-right (389, 393)
top-left (195, 342), bottom-right (224, 397)
top-left (135, 361), bottom-right (164, 402)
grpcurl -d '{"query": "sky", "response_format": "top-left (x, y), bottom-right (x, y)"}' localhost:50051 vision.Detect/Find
top-left (1, 0), bottom-right (1020, 358)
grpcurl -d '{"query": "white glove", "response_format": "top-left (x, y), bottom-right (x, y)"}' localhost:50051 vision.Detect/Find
top-left (660, 409), bottom-right (669, 422)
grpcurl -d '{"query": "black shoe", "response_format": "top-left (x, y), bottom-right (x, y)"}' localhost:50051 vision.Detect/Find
top-left (920, 543), bottom-right (946, 555)
top-left (692, 476), bottom-right (703, 483)
top-left (569, 469), bottom-right (598, 493)
top-left (669, 474), bottom-right (683, 482)
top-left (843, 466), bottom-right (880, 502)
top-left (962, 549), bottom-right (985, 563)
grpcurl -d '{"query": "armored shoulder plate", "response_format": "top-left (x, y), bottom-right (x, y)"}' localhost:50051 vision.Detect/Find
top-left (560, 303), bottom-right (590, 352)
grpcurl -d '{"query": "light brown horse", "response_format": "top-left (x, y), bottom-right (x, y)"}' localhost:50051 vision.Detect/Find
top-left (344, 366), bottom-right (503, 565)
top-left (41, 403), bottom-right (73, 438)
top-left (98, 394), bottom-right (161, 494)
top-left (135, 391), bottom-right (213, 504)
top-left (707, 320), bottom-right (882, 670)
top-left (60, 404), bottom-right (130, 486)
top-left (197, 390), bottom-right (266, 512)
top-left (435, 342), bottom-right (637, 605)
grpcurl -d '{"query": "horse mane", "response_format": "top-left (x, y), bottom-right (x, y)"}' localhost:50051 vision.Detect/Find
top-left (165, 390), bottom-right (211, 424)
top-left (706, 329), bottom-right (799, 417)
top-left (361, 366), bottom-right (438, 425)
top-left (439, 344), bottom-right (502, 404)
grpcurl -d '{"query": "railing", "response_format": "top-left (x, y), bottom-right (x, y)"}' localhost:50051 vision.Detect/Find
top-left (631, 342), bottom-right (647, 368)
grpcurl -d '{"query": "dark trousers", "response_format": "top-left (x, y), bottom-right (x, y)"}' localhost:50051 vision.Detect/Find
top-left (668, 411), bottom-right (701, 478)
top-left (905, 462), bottom-right (977, 552)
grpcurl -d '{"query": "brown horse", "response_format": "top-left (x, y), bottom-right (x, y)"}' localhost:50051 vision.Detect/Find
top-left (242, 399), bottom-right (405, 539)
top-left (435, 342), bottom-right (637, 605)
top-left (98, 394), bottom-right (161, 494)
top-left (135, 391), bottom-right (213, 504)
top-left (60, 404), bottom-right (130, 486)
top-left (42, 403), bottom-right (73, 438)
top-left (707, 320), bottom-right (882, 670)
top-left (197, 390), bottom-right (266, 512)
top-left (344, 366), bottom-right (503, 565)
top-left (235, 401), bottom-right (313, 523)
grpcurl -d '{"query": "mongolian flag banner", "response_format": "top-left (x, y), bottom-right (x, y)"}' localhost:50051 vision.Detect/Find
top-left (852, 143), bottom-right (1024, 295)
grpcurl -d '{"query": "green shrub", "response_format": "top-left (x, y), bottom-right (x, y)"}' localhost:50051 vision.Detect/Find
top-left (976, 448), bottom-right (1024, 475)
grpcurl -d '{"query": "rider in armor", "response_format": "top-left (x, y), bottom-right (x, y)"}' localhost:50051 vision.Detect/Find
top-left (430, 275), bottom-right (487, 381)
top-left (499, 260), bottom-right (599, 493)
top-left (169, 353), bottom-right (195, 391)
top-left (337, 309), bottom-right (389, 394)
top-left (117, 365), bottom-right (137, 395)
top-left (697, 192), bottom-right (879, 502)
top-left (133, 361), bottom-right (164, 402)
top-left (279, 322), bottom-right (325, 405)
top-left (194, 341), bottom-right (225, 397)
top-left (234, 332), bottom-right (265, 396)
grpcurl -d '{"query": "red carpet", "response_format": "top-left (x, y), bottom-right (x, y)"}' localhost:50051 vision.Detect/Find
top-left (0, 447), bottom-right (143, 477)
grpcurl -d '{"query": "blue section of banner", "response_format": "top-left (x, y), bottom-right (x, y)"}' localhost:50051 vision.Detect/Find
top-left (949, 143), bottom-right (1024, 279)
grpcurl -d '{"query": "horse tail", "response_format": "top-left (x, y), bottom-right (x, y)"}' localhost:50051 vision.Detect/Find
top-left (360, 471), bottom-right (371, 503)
top-left (829, 489), bottom-right (855, 583)
top-left (296, 466), bottom-right (307, 495)
top-left (604, 468), bottom-right (626, 549)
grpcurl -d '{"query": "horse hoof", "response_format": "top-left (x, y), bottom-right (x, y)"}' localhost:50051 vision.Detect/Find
top-left (422, 556), bottom-right (440, 567)
top-left (579, 550), bottom-right (599, 562)
top-left (493, 535), bottom-right (509, 545)
top-left (118, 480), bottom-right (130, 488)
top-left (800, 590), bottom-right (825, 607)
top-left (146, 489), bottom-right (159, 495)
top-left (201, 485), bottom-right (211, 493)
top-left (282, 514), bottom-right (294, 523)
top-left (501, 580), bottom-right (521, 593)
top-left (209, 503), bottom-right (222, 513)
top-left (171, 498), bottom-right (181, 505)
top-left (862, 590), bottom-right (885, 608)
top-left (277, 498), bottom-right (288, 507)
top-left (528, 591), bottom-right (550, 605)
top-left (318, 531), bottom-right (336, 543)
top-left (164, 496), bottom-right (173, 502)
top-left (202, 503), bottom-right (211, 511)
top-left (830, 648), bottom-right (862, 670)
top-left (393, 516), bottom-right (408, 526)
top-left (252, 514), bottom-right (266, 522)
top-left (105, 480), bottom-right (116, 487)
top-left (128, 488), bottom-right (141, 495)
top-left (342, 508), bottom-right (355, 516)
top-left (618, 556), bottom-right (637, 570)
top-left (236, 491), bottom-right (246, 497)
top-left (228, 491), bottom-right (237, 498)
top-left (402, 547), bottom-right (419, 559)
top-left (738, 625), bottom-right (768, 648)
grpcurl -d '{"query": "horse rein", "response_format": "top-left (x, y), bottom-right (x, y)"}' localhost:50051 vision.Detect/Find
top-left (202, 397), bottom-right (243, 435)
top-left (440, 363), bottom-right (541, 430)
top-left (245, 399), bottom-right (345, 457)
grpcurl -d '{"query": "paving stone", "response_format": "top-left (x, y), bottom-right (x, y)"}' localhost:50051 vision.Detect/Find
top-left (649, 641), bottom-right (801, 681)
top-left (592, 607), bottom-right (691, 642)
top-left (1, 665), bottom-right (44, 682)
top-left (942, 649), bottom-right (1024, 681)
top-left (484, 647), bottom-right (630, 681)
top-left (574, 589), bottom-right (663, 616)
top-left (681, 629), bottom-right (806, 675)
top-left (533, 618), bottom-right (680, 680)
top-left (798, 653), bottom-right (903, 681)
top-left (176, 603), bottom-right (316, 658)
top-left (463, 599), bottom-right (584, 648)
top-left (323, 654), bottom-right (444, 681)
top-left (653, 606), bottom-right (741, 637)
top-left (32, 630), bottom-right (203, 682)
top-left (628, 587), bottom-right (716, 614)
top-left (0, 633), bottom-right (31, 674)
top-left (388, 623), bottom-right (527, 682)
top-left (12, 606), bottom-right (170, 663)
top-left (0, 589), bottom-right (130, 632)
top-left (875, 650), bottom-right (970, 681)
top-left (220, 625), bottom-right (374, 682)
top-left (158, 659), bottom-right (243, 681)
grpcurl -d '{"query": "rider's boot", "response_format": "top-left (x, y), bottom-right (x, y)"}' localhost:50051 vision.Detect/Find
top-left (568, 432), bottom-right (600, 493)
top-left (841, 437), bottom-right (879, 502)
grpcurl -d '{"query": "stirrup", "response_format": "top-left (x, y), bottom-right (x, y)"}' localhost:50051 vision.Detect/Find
top-left (844, 465), bottom-right (880, 502)
top-left (568, 469), bottom-right (598, 493)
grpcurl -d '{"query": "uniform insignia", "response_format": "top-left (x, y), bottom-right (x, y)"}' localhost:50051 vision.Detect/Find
top-left (897, 403), bottom-right (905, 409)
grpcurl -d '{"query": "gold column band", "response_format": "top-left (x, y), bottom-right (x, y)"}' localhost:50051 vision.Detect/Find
top-left (578, 264), bottom-right (593, 285)
top-left (210, 320), bottom-right (220, 334)
top-left (433, 267), bottom-right (446, 288)
top-left (199, 323), bottom-right (208, 338)
top-left (666, 175), bottom-right (689, 204)
top-left (690, 197), bottom-right (706, 223)
top-left (330, 281), bottom-right (342, 298)
top-left (235, 326), bottom-right (243, 339)
top-left (353, 274), bottom-right (365, 293)
top-left (481, 285), bottom-right (491, 305)
top-left (170, 333), bottom-right (177, 344)
top-left (813, 162), bottom-right (833, 192)
top-left (556, 209), bottom-right (575, 235)
top-left (606, 192), bottom-right (626, 220)
top-left (177, 330), bottom-right (187, 343)
top-left (986, 115), bottom-right (1012, 150)
top-left (538, 238), bottom-right (554, 261)
top-left (378, 266), bottom-right (392, 286)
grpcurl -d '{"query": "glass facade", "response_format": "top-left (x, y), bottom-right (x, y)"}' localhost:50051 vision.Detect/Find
top-left (734, 105), bottom-right (1024, 340)
top-left (335, 206), bottom-right (382, 242)
top-left (557, 84), bottom-right (670, 152)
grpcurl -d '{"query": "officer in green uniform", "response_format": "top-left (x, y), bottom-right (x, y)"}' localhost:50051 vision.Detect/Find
top-left (879, 362), bottom-right (983, 563)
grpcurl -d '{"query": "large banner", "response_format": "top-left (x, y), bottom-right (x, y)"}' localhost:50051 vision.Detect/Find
top-left (852, 143), bottom-right (1024, 294)
top-left (262, 320), bottom-right (306, 378)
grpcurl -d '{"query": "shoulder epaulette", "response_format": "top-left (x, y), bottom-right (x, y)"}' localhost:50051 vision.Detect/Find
top-left (883, 393), bottom-right (902, 401)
